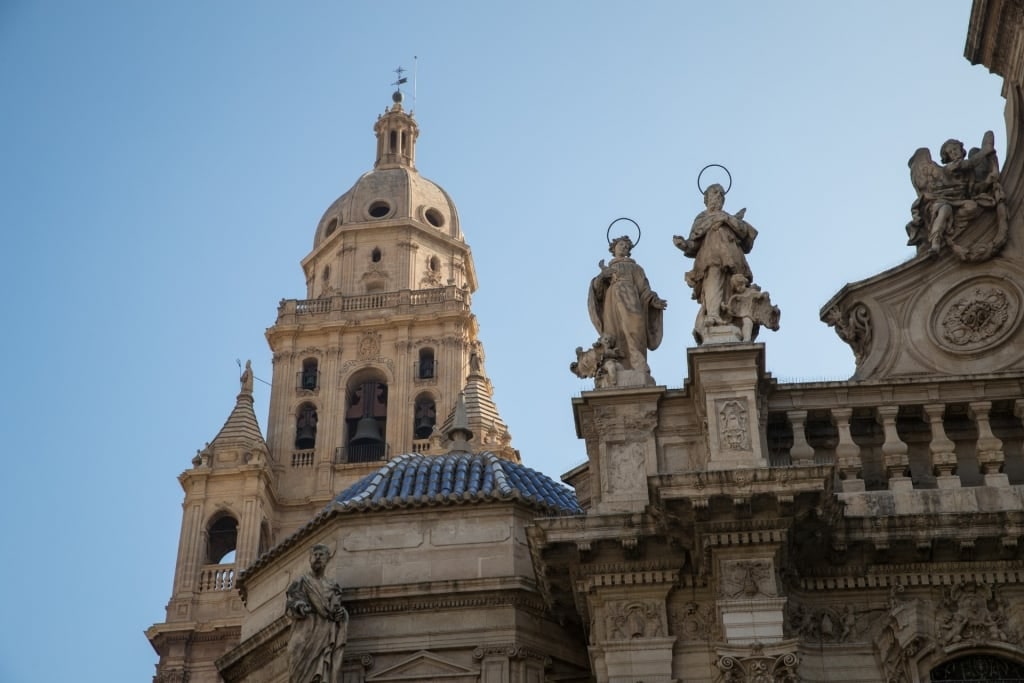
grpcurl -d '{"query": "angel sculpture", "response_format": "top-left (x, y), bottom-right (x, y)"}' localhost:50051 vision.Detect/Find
top-left (906, 131), bottom-right (1007, 261)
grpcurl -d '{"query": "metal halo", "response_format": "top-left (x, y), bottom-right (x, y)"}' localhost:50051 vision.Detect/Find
top-left (606, 217), bottom-right (641, 248)
top-left (697, 164), bottom-right (733, 195)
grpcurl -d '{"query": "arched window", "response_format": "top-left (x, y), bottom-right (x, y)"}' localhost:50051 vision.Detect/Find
top-left (414, 394), bottom-right (437, 439)
top-left (345, 375), bottom-right (388, 463)
top-left (207, 514), bottom-right (238, 564)
top-left (418, 347), bottom-right (435, 379)
top-left (931, 654), bottom-right (1024, 681)
top-left (299, 358), bottom-right (319, 390)
top-left (295, 402), bottom-right (318, 449)
top-left (371, 246), bottom-right (382, 262)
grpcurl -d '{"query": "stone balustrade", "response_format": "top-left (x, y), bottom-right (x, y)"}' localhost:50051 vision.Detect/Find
top-left (291, 450), bottom-right (315, 468)
top-left (765, 379), bottom-right (1024, 492)
top-left (277, 285), bottom-right (469, 324)
top-left (198, 564), bottom-right (235, 592)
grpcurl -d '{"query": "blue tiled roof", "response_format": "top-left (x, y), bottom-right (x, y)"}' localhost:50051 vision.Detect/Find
top-left (331, 452), bottom-right (581, 514)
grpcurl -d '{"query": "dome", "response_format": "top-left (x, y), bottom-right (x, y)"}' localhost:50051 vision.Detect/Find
top-left (313, 166), bottom-right (461, 248)
top-left (332, 452), bottom-right (581, 514)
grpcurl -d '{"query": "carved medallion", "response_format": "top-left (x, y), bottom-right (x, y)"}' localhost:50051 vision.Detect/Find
top-left (932, 280), bottom-right (1020, 354)
top-left (941, 288), bottom-right (1009, 346)
top-left (719, 560), bottom-right (776, 599)
top-left (604, 600), bottom-right (666, 640)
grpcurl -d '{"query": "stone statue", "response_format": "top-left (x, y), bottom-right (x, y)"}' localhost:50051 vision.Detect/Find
top-left (240, 359), bottom-right (253, 394)
top-left (570, 334), bottom-right (622, 388)
top-left (286, 543), bottom-right (348, 683)
top-left (675, 184), bottom-right (776, 344)
top-left (906, 131), bottom-right (1007, 260)
top-left (586, 235), bottom-right (666, 387)
top-left (724, 274), bottom-right (780, 342)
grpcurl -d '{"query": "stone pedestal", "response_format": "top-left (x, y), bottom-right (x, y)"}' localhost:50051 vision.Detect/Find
top-left (574, 386), bottom-right (664, 514)
top-left (687, 343), bottom-right (768, 470)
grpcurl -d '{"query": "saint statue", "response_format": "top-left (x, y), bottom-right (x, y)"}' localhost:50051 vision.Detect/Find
top-left (286, 544), bottom-right (348, 683)
top-left (240, 359), bottom-right (254, 394)
top-left (586, 235), bottom-right (666, 386)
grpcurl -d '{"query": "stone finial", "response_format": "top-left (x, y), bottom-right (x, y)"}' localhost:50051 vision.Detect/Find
top-left (447, 392), bottom-right (474, 454)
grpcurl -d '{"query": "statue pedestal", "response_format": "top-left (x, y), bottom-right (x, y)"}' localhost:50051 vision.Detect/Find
top-left (700, 323), bottom-right (743, 345)
top-left (687, 343), bottom-right (768, 469)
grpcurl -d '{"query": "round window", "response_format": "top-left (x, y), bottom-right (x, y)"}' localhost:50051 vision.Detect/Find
top-left (368, 201), bottom-right (391, 218)
top-left (425, 208), bottom-right (445, 228)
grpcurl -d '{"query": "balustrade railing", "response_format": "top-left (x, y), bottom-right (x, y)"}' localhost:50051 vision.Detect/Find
top-left (766, 391), bottom-right (1024, 493)
top-left (281, 286), bottom-right (468, 321)
top-left (291, 450), bottom-right (315, 468)
top-left (198, 563), bottom-right (235, 592)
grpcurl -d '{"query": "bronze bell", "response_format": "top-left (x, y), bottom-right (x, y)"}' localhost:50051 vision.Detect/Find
top-left (414, 415), bottom-right (434, 439)
top-left (351, 416), bottom-right (384, 445)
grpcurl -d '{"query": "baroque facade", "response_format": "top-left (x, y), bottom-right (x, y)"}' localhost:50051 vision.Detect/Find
top-left (148, 3), bottom-right (1024, 681)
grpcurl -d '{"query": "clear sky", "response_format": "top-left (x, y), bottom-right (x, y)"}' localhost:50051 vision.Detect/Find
top-left (0, 1), bottom-right (1008, 680)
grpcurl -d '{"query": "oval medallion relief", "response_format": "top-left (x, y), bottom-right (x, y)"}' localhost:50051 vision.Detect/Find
top-left (930, 277), bottom-right (1021, 354)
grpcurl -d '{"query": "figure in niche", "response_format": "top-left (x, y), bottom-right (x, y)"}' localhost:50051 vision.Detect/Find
top-left (674, 183), bottom-right (761, 344)
top-left (906, 130), bottom-right (1007, 260)
top-left (286, 543), bottom-right (348, 683)
top-left (724, 274), bottom-right (780, 342)
top-left (587, 235), bottom-right (666, 386)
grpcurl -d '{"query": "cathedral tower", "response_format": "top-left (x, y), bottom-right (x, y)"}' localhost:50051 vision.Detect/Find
top-left (148, 87), bottom-right (517, 682)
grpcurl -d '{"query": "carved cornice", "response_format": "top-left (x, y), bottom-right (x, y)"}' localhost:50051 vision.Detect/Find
top-left (579, 568), bottom-right (680, 591)
top-left (346, 591), bottom-right (548, 618)
top-left (215, 616), bottom-right (288, 680)
top-left (794, 560), bottom-right (1024, 590)
top-left (472, 644), bottom-right (550, 665)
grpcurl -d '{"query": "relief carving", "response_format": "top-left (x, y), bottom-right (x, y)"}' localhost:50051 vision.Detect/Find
top-left (718, 399), bottom-right (750, 451)
top-left (670, 601), bottom-right (721, 642)
top-left (940, 287), bottom-right (1011, 347)
top-left (604, 600), bottom-right (666, 640)
top-left (605, 443), bottom-right (645, 495)
top-left (787, 602), bottom-right (864, 643)
top-left (937, 581), bottom-right (1016, 645)
top-left (357, 332), bottom-right (381, 360)
top-left (719, 560), bottom-right (776, 599)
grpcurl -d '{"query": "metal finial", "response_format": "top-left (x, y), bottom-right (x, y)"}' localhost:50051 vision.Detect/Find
top-left (392, 66), bottom-right (408, 90)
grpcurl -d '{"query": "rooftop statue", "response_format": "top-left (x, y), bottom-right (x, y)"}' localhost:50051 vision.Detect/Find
top-left (575, 232), bottom-right (666, 388)
top-left (906, 130), bottom-right (1007, 260)
top-left (674, 182), bottom-right (779, 344)
top-left (285, 544), bottom-right (348, 683)
top-left (240, 359), bottom-right (253, 394)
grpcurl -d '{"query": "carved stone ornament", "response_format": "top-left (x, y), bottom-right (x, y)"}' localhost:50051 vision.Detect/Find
top-left (906, 130), bottom-right (1008, 261)
top-left (716, 644), bottom-right (799, 683)
top-left (718, 399), bottom-right (750, 451)
top-left (604, 443), bottom-right (645, 496)
top-left (936, 286), bottom-right (1015, 352)
top-left (604, 600), bottom-right (666, 640)
top-left (357, 332), bottom-right (381, 360)
top-left (937, 581), bottom-right (1016, 646)
top-left (719, 560), bottom-right (776, 599)
top-left (570, 334), bottom-right (624, 389)
top-left (787, 601), bottom-right (863, 643)
top-left (670, 601), bottom-right (722, 642)
top-left (823, 302), bottom-right (872, 363)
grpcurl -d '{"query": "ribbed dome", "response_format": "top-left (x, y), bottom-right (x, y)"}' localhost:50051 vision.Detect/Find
top-left (313, 166), bottom-right (461, 248)
top-left (332, 452), bottom-right (581, 514)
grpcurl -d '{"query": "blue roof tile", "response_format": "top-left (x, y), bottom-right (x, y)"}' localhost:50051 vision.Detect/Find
top-left (331, 452), bottom-right (581, 514)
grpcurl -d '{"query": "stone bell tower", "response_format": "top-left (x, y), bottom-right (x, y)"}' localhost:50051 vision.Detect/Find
top-left (148, 84), bottom-right (519, 682)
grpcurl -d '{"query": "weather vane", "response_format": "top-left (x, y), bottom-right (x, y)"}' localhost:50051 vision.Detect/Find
top-left (392, 65), bottom-right (408, 91)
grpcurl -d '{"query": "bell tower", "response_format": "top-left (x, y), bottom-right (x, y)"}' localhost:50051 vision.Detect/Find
top-left (263, 84), bottom-right (517, 503)
top-left (149, 84), bottom-right (519, 681)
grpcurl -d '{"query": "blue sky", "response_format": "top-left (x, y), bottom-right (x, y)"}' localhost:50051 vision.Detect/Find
top-left (0, 2), bottom-right (1008, 680)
